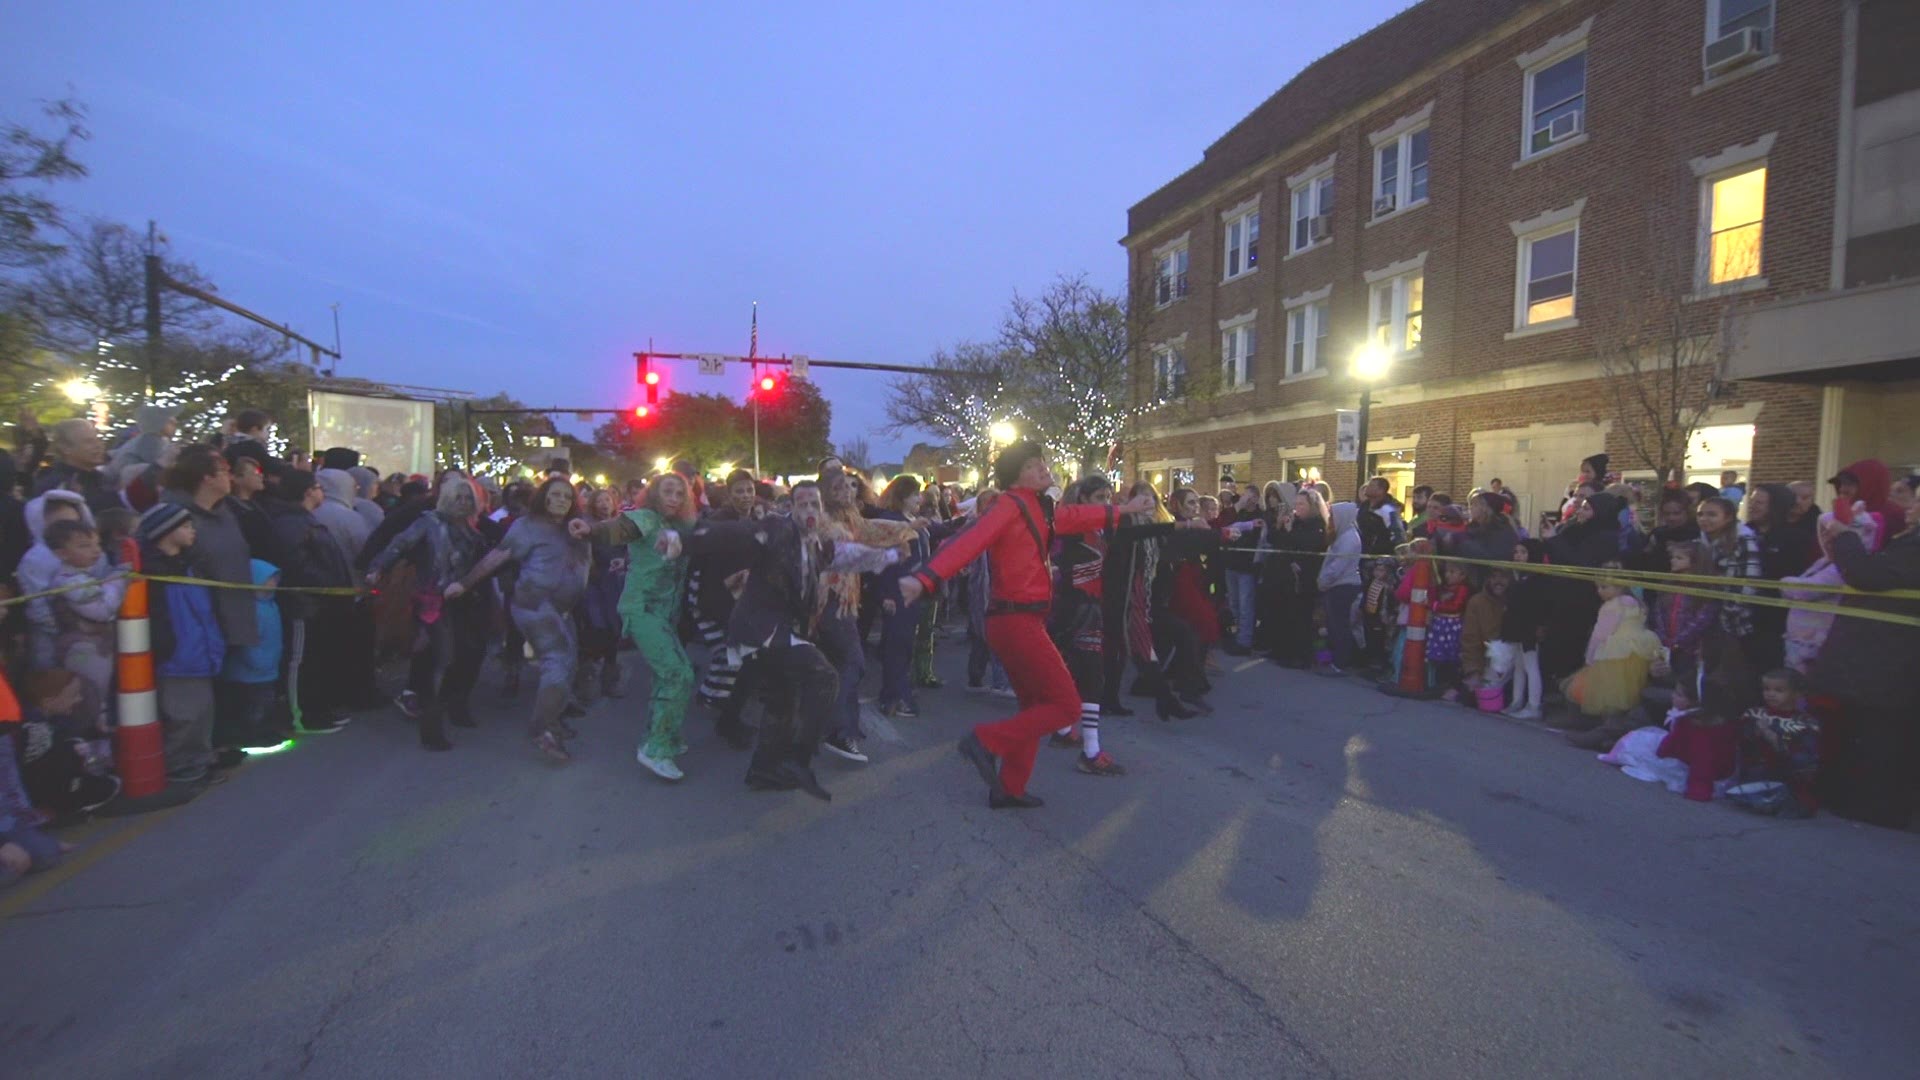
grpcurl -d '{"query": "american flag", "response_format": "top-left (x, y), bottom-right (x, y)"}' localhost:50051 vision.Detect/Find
top-left (749, 302), bottom-right (758, 360)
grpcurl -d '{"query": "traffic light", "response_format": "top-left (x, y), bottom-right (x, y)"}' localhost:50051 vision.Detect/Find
top-left (633, 404), bottom-right (651, 420)
top-left (647, 374), bottom-right (660, 406)
top-left (758, 374), bottom-right (776, 393)
top-left (637, 353), bottom-right (662, 405)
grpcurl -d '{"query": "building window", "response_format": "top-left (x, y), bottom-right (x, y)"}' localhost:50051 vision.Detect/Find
top-left (1152, 344), bottom-right (1187, 400)
top-left (1523, 48), bottom-right (1587, 157)
top-left (1709, 0), bottom-right (1774, 48)
top-left (1290, 172), bottom-right (1334, 253)
top-left (1285, 300), bottom-right (1329, 377)
top-left (1220, 316), bottom-right (1256, 389)
top-left (1224, 208), bottom-right (1260, 279)
top-left (1155, 245), bottom-right (1190, 306)
top-left (1701, 164), bottom-right (1765, 286)
top-left (1517, 224), bottom-right (1579, 327)
top-left (1369, 272), bottom-right (1423, 354)
top-left (1373, 128), bottom-right (1430, 217)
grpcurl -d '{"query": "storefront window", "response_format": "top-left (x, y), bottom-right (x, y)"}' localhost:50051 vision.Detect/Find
top-left (1366, 449), bottom-right (1418, 507)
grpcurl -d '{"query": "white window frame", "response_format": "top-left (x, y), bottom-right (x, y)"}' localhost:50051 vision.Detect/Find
top-left (1283, 285), bottom-right (1332, 380)
top-left (1154, 244), bottom-right (1190, 307)
top-left (1364, 254), bottom-right (1426, 358)
top-left (1288, 156), bottom-right (1336, 255)
top-left (1688, 134), bottom-right (1774, 296)
top-left (1222, 198), bottom-right (1261, 281)
top-left (1218, 311), bottom-right (1257, 391)
top-left (1514, 18), bottom-right (1593, 165)
top-left (1151, 338), bottom-right (1188, 401)
top-left (1506, 199), bottom-right (1584, 337)
top-left (1369, 102), bottom-right (1434, 223)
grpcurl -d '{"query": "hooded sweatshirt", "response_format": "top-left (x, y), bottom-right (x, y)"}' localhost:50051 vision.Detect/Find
top-left (106, 405), bottom-right (178, 482)
top-left (220, 559), bottom-right (285, 684)
top-left (347, 467), bottom-right (386, 535)
top-left (1318, 502), bottom-right (1363, 591)
top-left (313, 468), bottom-right (372, 568)
top-left (18, 491), bottom-right (106, 668)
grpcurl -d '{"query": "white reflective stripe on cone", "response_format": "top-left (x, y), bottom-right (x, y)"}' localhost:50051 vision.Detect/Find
top-left (118, 688), bottom-right (160, 728)
top-left (116, 616), bottom-right (151, 654)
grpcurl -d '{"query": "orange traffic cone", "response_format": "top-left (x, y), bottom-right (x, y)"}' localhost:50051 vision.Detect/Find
top-left (113, 538), bottom-right (167, 799)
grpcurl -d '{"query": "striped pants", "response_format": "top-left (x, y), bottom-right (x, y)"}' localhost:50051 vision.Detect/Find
top-left (696, 616), bottom-right (740, 704)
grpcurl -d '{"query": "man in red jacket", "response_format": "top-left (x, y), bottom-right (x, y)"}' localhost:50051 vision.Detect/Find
top-left (899, 442), bottom-right (1154, 808)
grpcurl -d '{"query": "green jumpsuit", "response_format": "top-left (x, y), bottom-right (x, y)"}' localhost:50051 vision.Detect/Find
top-left (608, 509), bottom-right (695, 762)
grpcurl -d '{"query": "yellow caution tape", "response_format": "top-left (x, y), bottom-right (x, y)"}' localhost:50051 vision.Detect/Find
top-left (0, 571), bottom-right (367, 609)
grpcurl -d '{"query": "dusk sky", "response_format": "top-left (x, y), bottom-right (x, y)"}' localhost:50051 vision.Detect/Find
top-left (7, 1), bottom-right (1414, 462)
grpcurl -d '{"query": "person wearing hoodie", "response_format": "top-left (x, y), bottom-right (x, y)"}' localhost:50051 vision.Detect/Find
top-left (312, 468), bottom-right (372, 568)
top-left (347, 466), bottom-right (385, 535)
top-left (158, 445), bottom-right (258, 651)
top-left (105, 404), bottom-right (178, 486)
top-left (1829, 458), bottom-right (1903, 541)
top-left (137, 503), bottom-right (225, 786)
top-left (17, 491), bottom-right (98, 669)
top-left (1318, 502), bottom-right (1364, 674)
top-left (262, 470), bottom-right (351, 735)
top-left (215, 559), bottom-right (287, 750)
top-left (1541, 491), bottom-right (1622, 682)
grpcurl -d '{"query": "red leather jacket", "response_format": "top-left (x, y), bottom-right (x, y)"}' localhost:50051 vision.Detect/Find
top-left (914, 488), bottom-right (1116, 607)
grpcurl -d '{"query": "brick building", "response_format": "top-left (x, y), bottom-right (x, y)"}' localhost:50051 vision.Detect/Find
top-left (1121, 0), bottom-right (1914, 529)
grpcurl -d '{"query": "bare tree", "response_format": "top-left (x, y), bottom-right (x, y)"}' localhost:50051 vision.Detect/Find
top-left (0, 98), bottom-right (88, 270)
top-left (836, 435), bottom-right (872, 471)
top-left (881, 340), bottom-right (1020, 480)
top-left (1592, 210), bottom-right (1750, 485)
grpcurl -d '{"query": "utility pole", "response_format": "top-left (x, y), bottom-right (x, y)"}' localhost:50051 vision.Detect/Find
top-left (749, 302), bottom-right (761, 477)
top-left (143, 220), bottom-right (163, 400)
top-left (330, 303), bottom-right (342, 378)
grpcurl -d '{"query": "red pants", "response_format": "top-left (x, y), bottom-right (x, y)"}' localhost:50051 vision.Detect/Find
top-left (977, 611), bottom-right (1079, 796)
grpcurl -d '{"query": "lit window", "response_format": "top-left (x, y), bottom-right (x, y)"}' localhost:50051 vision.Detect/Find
top-left (1369, 272), bottom-right (1424, 354)
top-left (1704, 165), bottom-right (1765, 285)
top-left (1290, 172), bottom-right (1335, 252)
top-left (1155, 245), bottom-right (1190, 306)
top-left (1220, 316), bottom-right (1256, 388)
top-left (1518, 225), bottom-right (1579, 327)
top-left (1524, 49), bottom-right (1587, 157)
top-left (1224, 208), bottom-right (1260, 279)
top-left (1373, 128), bottom-right (1430, 217)
top-left (1285, 300), bottom-right (1329, 377)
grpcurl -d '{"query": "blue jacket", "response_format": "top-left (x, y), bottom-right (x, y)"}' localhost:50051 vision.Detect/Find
top-left (145, 546), bottom-right (227, 679)
top-left (220, 560), bottom-right (283, 684)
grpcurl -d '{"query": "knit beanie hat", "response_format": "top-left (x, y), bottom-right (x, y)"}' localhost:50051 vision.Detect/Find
top-left (136, 502), bottom-right (193, 545)
top-left (321, 447), bottom-right (360, 471)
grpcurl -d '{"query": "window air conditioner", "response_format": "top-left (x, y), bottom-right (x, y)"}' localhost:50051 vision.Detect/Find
top-left (1703, 26), bottom-right (1767, 76)
top-left (1308, 214), bottom-right (1332, 243)
top-left (1373, 193), bottom-right (1397, 217)
top-left (1546, 110), bottom-right (1582, 143)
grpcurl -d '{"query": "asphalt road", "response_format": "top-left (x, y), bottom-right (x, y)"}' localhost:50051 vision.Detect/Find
top-left (3, 636), bottom-right (1916, 1079)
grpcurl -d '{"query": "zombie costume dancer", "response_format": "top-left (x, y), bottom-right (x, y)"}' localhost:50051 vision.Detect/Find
top-left (450, 477), bottom-right (589, 762)
top-left (366, 476), bottom-right (493, 751)
top-left (674, 480), bottom-right (905, 800)
top-left (900, 442), bottom-right (1154, 809)
top-left (578, 473), bottom-right (699, 781)
top-left (686, 470), bottom-right (760, 749)
top-left (814, 463), bottom-right (917, 759)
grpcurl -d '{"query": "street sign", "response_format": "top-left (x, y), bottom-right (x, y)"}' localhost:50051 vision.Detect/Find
top-left (1335, 410), bottom-right (1359, 462)
top-left (697, 354), bottom-right (726, 376)
top-left (791, 354), bottom-right (810, 379)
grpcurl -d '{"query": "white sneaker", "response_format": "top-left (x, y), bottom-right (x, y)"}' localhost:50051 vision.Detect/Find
top-left (989, 686), bottom-right (1017, 699)
top-left (822, 734), bottom-right (869, 764)
top-left (1505, 706), bottom-right (1543, 721)
top-left (636, 748), bottom-right (684, 781)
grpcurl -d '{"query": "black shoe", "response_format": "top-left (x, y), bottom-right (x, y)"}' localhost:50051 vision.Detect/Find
top-left (788, 763), bottom-right (833, 802)
top-left (821, 734), bottom-right (869, 764)
top-left (1156, 697), bottom-right (1199, 721)
top-left (1102, 701), bottom-right (1135, 718)
top-left (915, 676), bottom-right (944, 690)
top-left (957, 733), bottom-right (1000, 791)
top-left (1179, 694), bottom-right (1215, 715)
top-left (213, 747), bottom-right (248, 770)
top-left (717, 719), bottom-right (754, 751)
top-left (561, 702), bottom-right (587, 720)
top-left (989, 791), bottom-right (1045, 809)
top-left (745, 762), bottom-right (798, 791)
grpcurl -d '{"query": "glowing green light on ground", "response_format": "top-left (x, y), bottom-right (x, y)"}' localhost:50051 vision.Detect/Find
top-left (242, 739), bottom-right (298, 756)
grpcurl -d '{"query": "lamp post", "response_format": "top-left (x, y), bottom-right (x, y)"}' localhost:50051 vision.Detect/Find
top-left (1350, 344), bottom-right (1392, 497)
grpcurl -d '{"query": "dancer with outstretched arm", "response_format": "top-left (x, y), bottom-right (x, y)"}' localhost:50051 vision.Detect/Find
top-left (897, 442), bottom-right (1154, 809)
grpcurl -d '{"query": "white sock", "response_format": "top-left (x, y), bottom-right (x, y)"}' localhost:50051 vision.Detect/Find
top-left (1079, 703), bottom-right (1101, 758)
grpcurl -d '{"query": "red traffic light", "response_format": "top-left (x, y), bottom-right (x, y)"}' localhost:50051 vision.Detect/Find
top-left (634, 405), bottom-right (650, 419)
top-left (645, 370), bottom-right (661, 386)
top-left (758, 375), bottom-right (776, 392)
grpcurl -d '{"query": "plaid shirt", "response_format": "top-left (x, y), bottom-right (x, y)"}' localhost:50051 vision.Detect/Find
top-left (1713, 526), bottom-right (1762, 637)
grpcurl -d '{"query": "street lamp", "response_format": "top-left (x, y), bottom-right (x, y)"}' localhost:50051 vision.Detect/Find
top-left (60, 378), bottom-right (100, 404)
top-left (653, 456), bottom-right (672, 474)
top-left (1350, 344), bottom-right (1392, 497)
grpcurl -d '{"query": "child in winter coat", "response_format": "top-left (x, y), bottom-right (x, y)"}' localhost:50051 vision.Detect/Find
top-left (38, 519), bottom-right (127, 730)
top-left (1424, 563), bottom-right (1473, 689)
top-left (1779, 513), bottom-right (1879, 675)
top-left (1361, 559), bottom-right (1397, 670)
top-left (1459, 569), bottom-right (1509, 698)
top-left (138, 503), bottom-right (226, 785)
top-left (1649, 540), bottom-right (1720, 689)
top-left (0, 671), bottom-right (71, 876)
top-left (11, 670), bottom-right (120, 816)
top-left (1733, 668), bottom-right (1820, 815)
top-left (216, 559), bottom-right (286, 750)
top-left (1563, 567), bottom-right (1662, 719)
top-left (17, 490), bottom-right (99, 670)
top-left (1497, 540), bottom-right (1550, 720)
